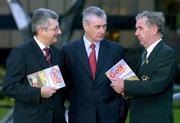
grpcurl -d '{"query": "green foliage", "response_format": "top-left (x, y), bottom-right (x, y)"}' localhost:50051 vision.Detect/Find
top-left (173, 100), bottom-right (180, 108)
top-left (174, 108), bottom-right (180, 123)
top-left (0, 98), bottom-right (14, 120)
top-left (0, 66), bottom-right (6, 100)
top-left (0, 108), bottom-right (10, 119)
top-left (0, 66), bottom-right (5, 85)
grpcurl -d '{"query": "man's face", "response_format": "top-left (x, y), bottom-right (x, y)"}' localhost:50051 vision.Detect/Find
top-left (42, 18), bottom-right (61, 45)
top-left (135, 17), bottom-right (153, 48)
top-left (83, 15), bottom-right (107, 43)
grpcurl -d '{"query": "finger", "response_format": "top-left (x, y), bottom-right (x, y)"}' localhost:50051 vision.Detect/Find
top-left (50, 87), bottom-right (58, 91)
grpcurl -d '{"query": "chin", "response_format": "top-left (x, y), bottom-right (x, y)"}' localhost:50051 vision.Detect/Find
top-left (98, 38), bottom-right (104, 41)
top-left (53, 39), bottom-right (58, 43)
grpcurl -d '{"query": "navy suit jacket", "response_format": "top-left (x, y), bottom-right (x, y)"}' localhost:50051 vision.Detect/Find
top-left (125, 41), bottom-right (177, 123)
top-left (2, 39), bottom-right (66, 123)
top-left (61, 38), bottom-right (127, 123)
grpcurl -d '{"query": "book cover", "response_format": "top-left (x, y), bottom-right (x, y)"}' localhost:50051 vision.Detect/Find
top-left (105, 59), bottom-right (139, 81)
top-left (27, 65), bottom-right (66, 89)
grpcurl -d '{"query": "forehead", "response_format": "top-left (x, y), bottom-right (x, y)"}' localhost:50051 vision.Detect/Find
top-left (48, 18), bottom-right (59, 25)
top-left (136, 17), bottom-right (148, 27)
top-left (89, 15), bottom-right (107, 25)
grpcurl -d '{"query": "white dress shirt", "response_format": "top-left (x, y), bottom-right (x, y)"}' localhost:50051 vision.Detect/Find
top-left (83, 35), bottom-right (100, 61)
top-left (34, 36), bottom-right (49, 55)
top-left (146, 39), bottom-right (162, 59)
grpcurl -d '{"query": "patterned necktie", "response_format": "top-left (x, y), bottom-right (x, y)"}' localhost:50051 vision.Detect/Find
top-left (43, 47), bottom-right (51, 66)
top-left (89, 44), bottom-right (96, 80)
top-left (140, 49), bottom-right (147, 66)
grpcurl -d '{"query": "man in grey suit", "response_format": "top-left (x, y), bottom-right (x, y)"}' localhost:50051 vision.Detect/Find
top-left (111, 11), bottom-right (177, 123)
top-left (2, 8), bottom-right (66, 123)
top-left (61, 6), bottom-right (128, 123)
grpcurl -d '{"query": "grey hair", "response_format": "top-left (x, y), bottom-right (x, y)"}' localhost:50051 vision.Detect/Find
top-left (82, 6), bottom-right (107, 23)
top-left (31, 8), bottom-right (59, 35)
top-left (136, 10), bottom-right (165, 37)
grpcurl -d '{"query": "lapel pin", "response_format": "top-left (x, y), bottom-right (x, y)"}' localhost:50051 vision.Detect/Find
top-left (141, 75), bottom-right (149, 81)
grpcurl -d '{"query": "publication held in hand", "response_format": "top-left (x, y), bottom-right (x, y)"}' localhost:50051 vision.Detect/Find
top-left (105, 59), bottom-right (139, 81)
top-left (27, 65), bottom-right (65, 89)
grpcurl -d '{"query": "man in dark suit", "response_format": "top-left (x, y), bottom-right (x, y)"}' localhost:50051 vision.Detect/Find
top-left (2, 8), bottom-right (66, 123)
top-left (60, 6), bottom-right (127, 123)
top-left (111, 11), bottom-right (177, 123)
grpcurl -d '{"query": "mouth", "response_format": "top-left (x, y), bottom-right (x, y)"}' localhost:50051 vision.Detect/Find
top-left (99, 35), bottom-right (105, 39)
top-left (53, 36), bottom-right (58, 41)
top-left (54, 35), bottom-right (59, 39)
top-left (137, 37), bottom-right (142, 41)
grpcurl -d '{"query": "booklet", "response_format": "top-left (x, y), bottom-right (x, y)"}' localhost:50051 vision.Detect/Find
top-left (27, 65), bottom-right (65, 89)
top-left (105, 59), bottom-right (139, 81)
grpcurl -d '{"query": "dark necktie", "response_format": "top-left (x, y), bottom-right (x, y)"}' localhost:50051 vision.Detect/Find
top-left (140, 49), bottom-right (147, 66)
top-left (43, 47), bottom-right (51, 66)
top-left (89, 44), bottom-right (96, 80)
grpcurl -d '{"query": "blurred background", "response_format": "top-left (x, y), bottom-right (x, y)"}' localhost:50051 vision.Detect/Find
top-left (0, 0), bottom-right (180, 123)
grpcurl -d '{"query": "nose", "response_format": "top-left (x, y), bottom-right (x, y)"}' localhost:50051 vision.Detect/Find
top-left (57, 27), bottom-right (62, 35)
top-left (135, 30), bottom-right (138, 36)
top-left (100, 26), bottom-right (106, 33)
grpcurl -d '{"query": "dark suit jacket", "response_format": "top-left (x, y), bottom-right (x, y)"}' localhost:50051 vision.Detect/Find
top-left (2, 39), bottom-right (66, 123)
top-left (61, 38), bottom-right (126, 123)
top-left (124, 41), bottom-right (177, 123)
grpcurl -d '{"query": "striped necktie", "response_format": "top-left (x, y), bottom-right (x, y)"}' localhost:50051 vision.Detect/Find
top-left (43, 47), bottom-right (51, 66)
top-left (140, 50), bottom-right (147, 66)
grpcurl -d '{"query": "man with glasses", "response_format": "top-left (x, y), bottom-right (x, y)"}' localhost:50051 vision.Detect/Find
top-left (2, 8), bottom-right (66, 123)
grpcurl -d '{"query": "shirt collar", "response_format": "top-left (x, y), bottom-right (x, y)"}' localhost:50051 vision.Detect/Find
top-left (146, 38), bottom-right (162, 58)
top-left (83, 35), bottom-right (100, 50)
top-left (34, 36), bottom-right (49, 50)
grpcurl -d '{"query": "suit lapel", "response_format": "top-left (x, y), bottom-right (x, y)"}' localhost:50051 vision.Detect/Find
top-left (49, 45), bottom-right (58, 66)
top-left (138, 41), bottom-right (164, 74)
top-left (96, 40), bottom-right (109, 77)
top-left (75, 40), bottom-right (91, 74)
top-left (74, 39), bottom-right (109, 79)
top-left (136, 57), bottom-right (142, 73)
top-left (31, 40), bottom-right (49, 68)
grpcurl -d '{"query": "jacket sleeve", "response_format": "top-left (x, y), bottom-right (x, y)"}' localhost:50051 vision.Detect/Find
top-left (2, 47), bottom-right (41, 104)
top-left (124, 48), bottom-right (177, 98)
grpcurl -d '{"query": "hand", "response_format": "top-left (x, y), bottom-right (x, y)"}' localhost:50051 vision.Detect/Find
top-left (110, 78), bottom-right (124, 96)
top-left (40, 86), bottom-right (57, 98)
top-left (32, 82), bottom-right (40, 88)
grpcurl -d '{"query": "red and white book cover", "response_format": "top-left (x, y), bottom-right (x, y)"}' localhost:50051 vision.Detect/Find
top-left (105, 59), bottom-right (139, 81)
top-left (27, 65), bottom-right (65, 89)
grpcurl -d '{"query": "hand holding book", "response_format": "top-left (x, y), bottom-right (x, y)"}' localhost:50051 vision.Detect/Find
top-left (27, 65), bottom-right (66, 89)
top-left (105, 59), bottom-right (139, 81)
top-left (41, 86), bottom-right (57, 98)
top-left (110, 77), bottom-right (125, 95)
top-left (106, 59), bottom-right (138, 96)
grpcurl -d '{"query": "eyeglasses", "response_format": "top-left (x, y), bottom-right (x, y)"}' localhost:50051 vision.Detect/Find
top-left (43, 26), bottom-right (61, 31)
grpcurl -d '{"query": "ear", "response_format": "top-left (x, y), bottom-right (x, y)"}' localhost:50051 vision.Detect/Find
top-left (83, 21), bottom-right (89, 32)
top-left (151, 25), bottom-right (158, 35)
top-left (40, 28), bottom-right (44, 34)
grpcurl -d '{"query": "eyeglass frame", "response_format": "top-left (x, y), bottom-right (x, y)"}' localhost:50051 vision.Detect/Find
top-left (42, 25), bottom-right (61, 31)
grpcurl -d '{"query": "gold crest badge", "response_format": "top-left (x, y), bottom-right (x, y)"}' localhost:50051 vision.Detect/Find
top-left (141, 75), bottom-right (149, 81)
